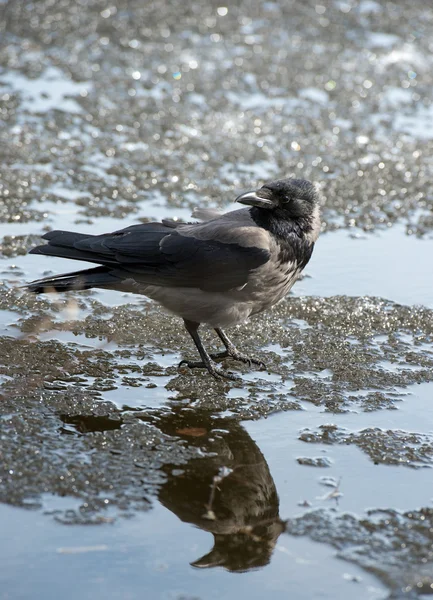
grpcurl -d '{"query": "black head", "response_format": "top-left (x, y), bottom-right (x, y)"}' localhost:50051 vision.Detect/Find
top-left (236, 178), bottom-right (317, 219)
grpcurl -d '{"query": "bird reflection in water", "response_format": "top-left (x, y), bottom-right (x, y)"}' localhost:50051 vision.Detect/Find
top-left (151, 409), bottom-right (286, 572)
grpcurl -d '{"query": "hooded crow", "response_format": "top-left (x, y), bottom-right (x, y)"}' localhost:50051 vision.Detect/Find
top-left (26, 178), bottom-right (320, 379)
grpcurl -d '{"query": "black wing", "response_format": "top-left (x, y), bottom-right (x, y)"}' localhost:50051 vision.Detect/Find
top-left (30, 223), bottom-right (270, 293)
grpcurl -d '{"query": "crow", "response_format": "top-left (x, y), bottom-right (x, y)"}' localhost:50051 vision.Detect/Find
top-left (26, 178), bottom-right (321, 379)
top-left (155, 409), bottom-right (284, 571)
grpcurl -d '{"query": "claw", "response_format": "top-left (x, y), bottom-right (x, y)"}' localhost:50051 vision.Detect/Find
top-left (225, 351), bottom-right (267, 370)
top-left (178, 358), bottom-right (239, 381)
top-left (208, 349), bottom-right (267, 370)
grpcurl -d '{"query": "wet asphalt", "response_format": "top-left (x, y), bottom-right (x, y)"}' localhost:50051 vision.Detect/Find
top-left (1, 1), bottom-right (433, 598)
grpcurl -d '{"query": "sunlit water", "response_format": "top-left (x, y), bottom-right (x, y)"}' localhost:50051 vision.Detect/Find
top-left (2, 1), bottom-right (433, 599)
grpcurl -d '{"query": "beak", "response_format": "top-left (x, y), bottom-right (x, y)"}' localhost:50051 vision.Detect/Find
top-left (235, 189), bottom-right (275, 209)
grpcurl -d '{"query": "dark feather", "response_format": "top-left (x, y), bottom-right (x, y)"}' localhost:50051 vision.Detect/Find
top-left (249, 207), bottom-right (314, 269)
top-left (29, 230), bottom-right (118, 266)
top-left (26, 266), bottom-right (121, 293)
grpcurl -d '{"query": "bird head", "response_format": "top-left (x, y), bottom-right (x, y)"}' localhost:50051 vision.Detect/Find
top-left (236, 178), bottom-right (318, 218)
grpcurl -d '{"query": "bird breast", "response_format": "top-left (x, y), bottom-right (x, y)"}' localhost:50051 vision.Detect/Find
top-left (235, 257), bottom-right (301, 315)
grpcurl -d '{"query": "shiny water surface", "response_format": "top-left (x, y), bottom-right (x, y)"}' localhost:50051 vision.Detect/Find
top-left (1, 1), bottom-right (433, 599)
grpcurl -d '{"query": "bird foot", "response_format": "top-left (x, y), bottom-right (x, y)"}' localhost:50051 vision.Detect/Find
top-left (178, 358), bottom-right (239, 381)
top-left (211, 348), bottom-right (267, 369)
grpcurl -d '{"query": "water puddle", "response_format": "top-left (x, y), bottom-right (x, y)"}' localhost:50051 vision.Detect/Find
top-left (0, 309), bottom-right (20, 336)
top-left (244, 409), bottom-right (433, 515)
top-left (38, 330), bottom-right (119, 350)
top-left (344, 380), bottom-right (433, 433)
top-left (296, 226), bottom-right (433, 308)
top-left (0, 502), bottom-right (386, 600)
top-left (104, 373), bottom-right (175, 410)
top-left (2, 2), bottom-right (433, 598)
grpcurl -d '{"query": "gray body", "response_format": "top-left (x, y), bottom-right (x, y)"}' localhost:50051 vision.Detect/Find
top-left (124, 209), bottom-right (309, 328)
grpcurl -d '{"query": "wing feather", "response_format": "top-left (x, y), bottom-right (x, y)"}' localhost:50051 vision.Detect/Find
top-left (32, 221), bottom-right (271, 292)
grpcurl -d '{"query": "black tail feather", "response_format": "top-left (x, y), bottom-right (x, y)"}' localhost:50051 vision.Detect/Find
top-left (25, 266), bottom-right (120, 294)
top-left (29, 230), bottom-right (117, 266)
top-left (29, 244), bottom-right (104, 263)
top-left (41, 230), bottom-right (94, 245)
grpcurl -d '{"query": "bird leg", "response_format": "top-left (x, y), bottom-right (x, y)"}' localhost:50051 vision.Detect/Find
top-left (179, 320), bottom-right (238, 381)
top-left (212, 328), bottom-right (267, 369)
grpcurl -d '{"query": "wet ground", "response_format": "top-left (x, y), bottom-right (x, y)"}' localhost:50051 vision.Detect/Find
top-left (1, 0), bottom-right (433, 598)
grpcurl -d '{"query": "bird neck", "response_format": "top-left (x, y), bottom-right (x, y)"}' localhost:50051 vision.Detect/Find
top-left (249, 206), bottom-right (315, 269)
top-left (249, 206), bottom-right (312, 240)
